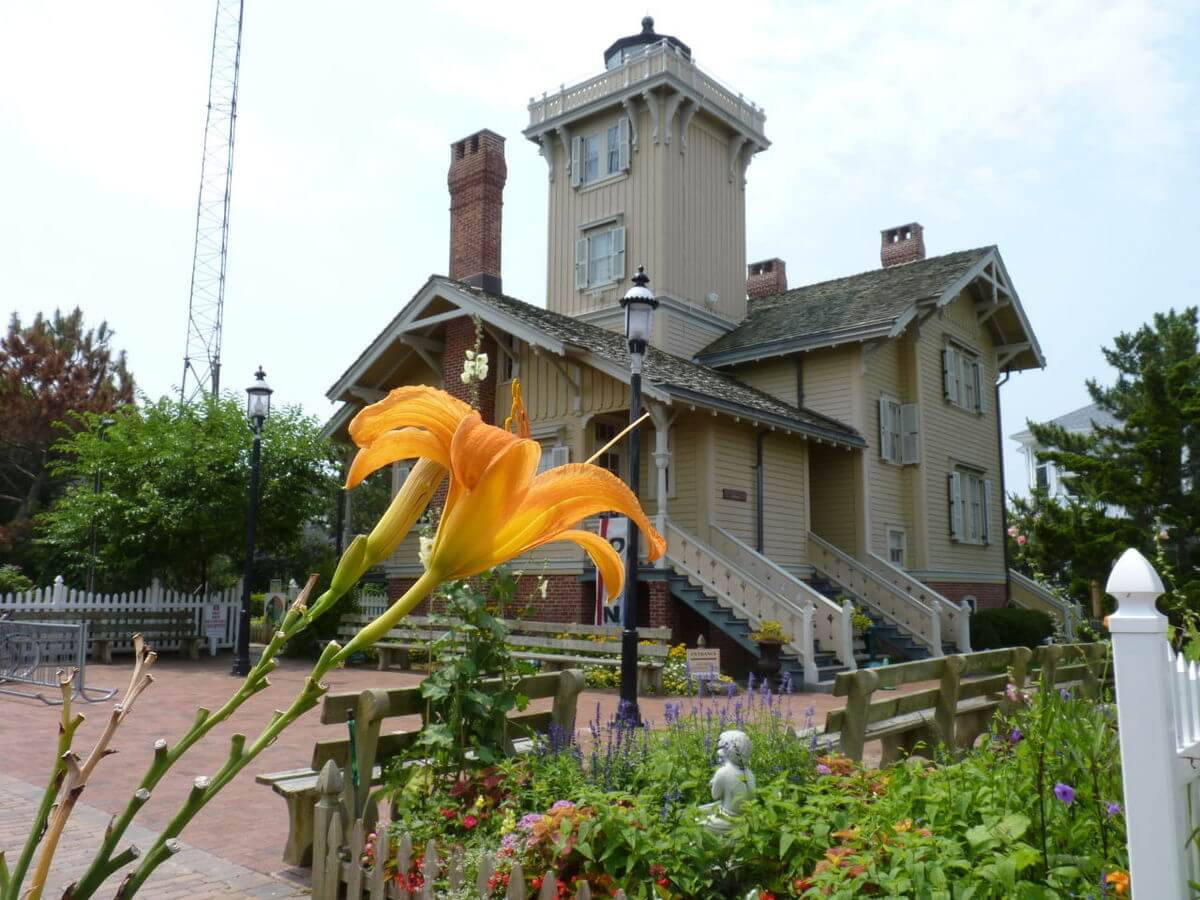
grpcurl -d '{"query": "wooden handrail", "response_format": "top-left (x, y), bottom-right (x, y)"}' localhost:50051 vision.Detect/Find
top-left (866, 552), bottom-right (972, 652)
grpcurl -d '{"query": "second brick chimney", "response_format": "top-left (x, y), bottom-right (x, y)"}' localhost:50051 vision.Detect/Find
top-left (746, 258), bottom-right (787, 300)
top-left (881, 222), bottom-right (925, 268)
top-left (448, 129), bottom-right (507, 294)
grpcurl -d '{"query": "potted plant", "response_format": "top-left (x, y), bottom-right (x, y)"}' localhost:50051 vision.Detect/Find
top-left (748, 619), bottom-right (790, 680)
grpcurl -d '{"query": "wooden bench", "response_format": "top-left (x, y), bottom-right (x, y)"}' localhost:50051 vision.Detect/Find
top-left (257, 668), bottom-right (584, 867)
top-left (335, 613), bottom-right (672, 692)
top-left (823, 642), bottom-right (1110, 764)
top-left (5, 608), bottom-right (205, 663)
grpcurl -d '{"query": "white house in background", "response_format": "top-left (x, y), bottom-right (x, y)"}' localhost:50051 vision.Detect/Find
top-left (1010, 402), bottom-right (1119, 497)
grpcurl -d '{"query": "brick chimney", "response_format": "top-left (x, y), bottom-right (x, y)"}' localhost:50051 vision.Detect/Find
top-left (746, 258), bottom-right (787, 299)
top-left (448, 129), bottom-right (507, 294)
top-left (881, 222), bottom-right (925, 268)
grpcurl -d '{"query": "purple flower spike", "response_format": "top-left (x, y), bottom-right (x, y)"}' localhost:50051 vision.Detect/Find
top-left (1059, 687), bottom-right (1072, 701)
top-left (1053, 782), bottom-right (1075, 805)
top-left (1106, 801), bottom-right (1122, 817)
top-left (1009, 727), bottom-right (1023, 744)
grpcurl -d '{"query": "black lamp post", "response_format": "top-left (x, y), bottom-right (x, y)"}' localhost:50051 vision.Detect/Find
top-left (618, 266), bottom-right (658, 722)
top-left (232, 366), bottom-right (273, 677)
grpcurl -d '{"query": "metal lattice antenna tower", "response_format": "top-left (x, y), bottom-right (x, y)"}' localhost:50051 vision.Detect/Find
top-left (180, 0), bottom-right (245, 403)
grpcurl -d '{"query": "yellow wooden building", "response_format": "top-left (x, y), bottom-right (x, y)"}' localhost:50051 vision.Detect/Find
top-left (324, 18), bottom-right (1070, 686)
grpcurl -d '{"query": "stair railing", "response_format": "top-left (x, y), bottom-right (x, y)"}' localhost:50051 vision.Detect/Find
top-left (807, 532), bottom-right (943, 656)
top-left (1009, 568), bottom-right (1078, 640)
top-left (663, 521), bottom-right (823, 683)
top-left (865, 552), bottom-right (972, 652)
top-left (709, 524), bottom-right (855, 670)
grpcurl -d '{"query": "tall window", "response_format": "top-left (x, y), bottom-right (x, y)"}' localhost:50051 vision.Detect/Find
top-left (949, 469), bottom-right (992, 544)
top-left (575, 224), bottom-right (626, 289)
top-left (571, 118), bottom-right (631, 186)
top-left (887, 527), bottom-right (907, 567)
top-left (1035, 461), bottom-right (1051, 492)
top-left (943, 345), bottom-right (985, 413)
top-left (593, 421), bottom-right (622, 478)
top-left (879, 396), bottom-right (919, 464)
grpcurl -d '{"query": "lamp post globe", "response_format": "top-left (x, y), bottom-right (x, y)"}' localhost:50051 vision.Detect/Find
top-left (232, 366), bottom-right (273, 677)
top-left (617, 266), bottom-right (658, 722)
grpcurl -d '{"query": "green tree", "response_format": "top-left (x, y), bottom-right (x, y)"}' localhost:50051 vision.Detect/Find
top-left (36, 395), bottom-right (337, 592)
top-left (1025, 307), bottom-right (1200, 618)
top-left (0, 308), bottom-right (133, 558)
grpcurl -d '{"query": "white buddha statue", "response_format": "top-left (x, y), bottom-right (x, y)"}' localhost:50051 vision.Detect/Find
top-left (700, 729), bottom-right (755, 833)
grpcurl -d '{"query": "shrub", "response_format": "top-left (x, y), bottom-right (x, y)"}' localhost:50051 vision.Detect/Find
top-left (0, 564), bottom-right (34, 594)
top-left (971, 607), bottom-right (1055, 650)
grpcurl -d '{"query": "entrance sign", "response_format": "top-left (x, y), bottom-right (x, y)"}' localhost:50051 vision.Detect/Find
top-left (203, 603), bottom-right (227, 656)
top-left (686, 647), bottom-right (721, 678)
top-left (594, 516), bottom-right (628, 625)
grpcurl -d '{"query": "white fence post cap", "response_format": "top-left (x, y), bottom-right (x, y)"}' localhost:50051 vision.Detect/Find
top-left (1107, 548), bottom-right (1166, 629)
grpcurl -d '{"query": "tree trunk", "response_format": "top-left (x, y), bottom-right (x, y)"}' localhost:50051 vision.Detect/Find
top-left (13, 464), bottom-right (47, 522)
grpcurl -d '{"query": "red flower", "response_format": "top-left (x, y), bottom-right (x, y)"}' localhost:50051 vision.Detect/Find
top-left (463, 814), bottom-right (479, 829)
top-left (440, 807), bottom-right (456, 820)
top-left (656, 878), bottom-right (670, 888)
top-left (532, 876), bottom-right (544, 890)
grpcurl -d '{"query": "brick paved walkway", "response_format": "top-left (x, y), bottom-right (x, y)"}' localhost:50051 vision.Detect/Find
top-left (0, 653), bottom-right (862, 893)
top-left (0, 773), bottom-right (306, 898)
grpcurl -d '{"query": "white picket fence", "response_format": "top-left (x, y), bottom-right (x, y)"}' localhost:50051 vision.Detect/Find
top-left (0, 576), bottom-right (241, 654)
top-left (1108, 548), bottom-right (1200, 898)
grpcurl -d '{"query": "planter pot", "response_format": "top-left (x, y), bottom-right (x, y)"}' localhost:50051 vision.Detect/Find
top-left (755, 640), bottom-right (783, 680)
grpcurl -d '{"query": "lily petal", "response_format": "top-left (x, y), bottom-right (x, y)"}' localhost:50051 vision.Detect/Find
top-left (434, 436), bottom-right (541, 578)
top-left (348, 386), bottom-right (472, 449)
top-left (489, 464), bottom-right (666, 563)
top-left (547, 529), bottom-right (626, 602)
top-left (449, 413), bottom-right (523, 490)
top-left (345, 428), bottom-right (450, 489)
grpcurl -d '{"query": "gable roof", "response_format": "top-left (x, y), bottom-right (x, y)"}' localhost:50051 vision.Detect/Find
top-left (325, 275), bottom-right (864, 448)
top-left (1010, 402), bottom-right (1120, 446)
top-left (696, 246), bottom-right (1044, 371)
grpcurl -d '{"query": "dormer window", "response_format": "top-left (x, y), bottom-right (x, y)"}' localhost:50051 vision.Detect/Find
top-left (571, 118), bottom-right (630, 187)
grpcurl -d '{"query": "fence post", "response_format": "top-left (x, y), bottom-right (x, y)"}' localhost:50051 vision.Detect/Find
top-left (839, 599), bottom-right (856, 672)
top-left (1107, 547), bottom-right (1188, 897)
top-left (53, 575), bottom-right (66, 608)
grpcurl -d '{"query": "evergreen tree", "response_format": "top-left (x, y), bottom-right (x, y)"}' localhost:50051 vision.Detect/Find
top-left (1026, 307), bottom-right (1200, 617)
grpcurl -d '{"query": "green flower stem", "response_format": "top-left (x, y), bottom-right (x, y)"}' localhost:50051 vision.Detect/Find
top-left (69, 570), bottom-right (353, 900)
top-left (97, 574), bottom-right (439, 898)
top-left (1, 680), bottom-right (84, 900)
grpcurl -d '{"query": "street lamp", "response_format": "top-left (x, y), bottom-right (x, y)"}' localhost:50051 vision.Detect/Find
top-left (618, 266), bottom-right (658, 721)
top-left (232, 366), bottom-right (273, 677)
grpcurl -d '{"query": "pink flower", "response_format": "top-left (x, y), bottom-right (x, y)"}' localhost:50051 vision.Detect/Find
top-left (816, 763), bottom-right (832, 776)
top-left (1007, 526), bottom-right (1018, 538)
top-left (463, 814), bottom-right (479, 830)
top-left (1017, 534), bottom-right (1027, 546)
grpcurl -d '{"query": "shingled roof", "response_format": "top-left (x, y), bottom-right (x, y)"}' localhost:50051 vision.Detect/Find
top-left (697, 247), bottom-right (995, 366)
top-left (443, 278), bottom-right (864, 447)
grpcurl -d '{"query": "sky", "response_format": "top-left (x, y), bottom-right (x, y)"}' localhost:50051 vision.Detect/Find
top-left (2, 1), bottom-right (1197, 494)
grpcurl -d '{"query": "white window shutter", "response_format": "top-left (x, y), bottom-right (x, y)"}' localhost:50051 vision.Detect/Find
top-left (879, 397), bottom-right (893, 462)
top-left (617, 116), bottom-right (631, 171)
top-left (982, 479), bottom-right (993, 544)
top-left (575, 237), bottom-right (589, 289)
top-left (943, 348), bottom-right (959, 404)
top-left (901, 403), bottom-right (920, 464)
top-left (570, 136), bottom-right (582, 187)
top-left (975, 362), bottom-right (986, 414)
top-left (611, 225), bottom-right (626, 281)
top-left (949, 472), bottom-right (964, 541)
top-left (550, 445), bottom-right (571, 468)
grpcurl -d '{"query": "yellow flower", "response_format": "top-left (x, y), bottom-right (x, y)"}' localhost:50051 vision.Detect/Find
top-left (341, 383), bottom-right (664, 650)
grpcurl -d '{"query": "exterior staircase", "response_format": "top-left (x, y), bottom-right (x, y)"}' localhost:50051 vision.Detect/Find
top-left (665, 571), bottom-right (848, 684)
top-left (805, 574), bottom-right (953, 662)
top-left (658, 520), bottom-right (975, 689)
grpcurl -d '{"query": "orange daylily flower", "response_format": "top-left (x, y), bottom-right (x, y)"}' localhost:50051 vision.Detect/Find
top-left (1105, 870), bottom-right (1129, 896)
top-left (341, 383), bottom-right (665, 648)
